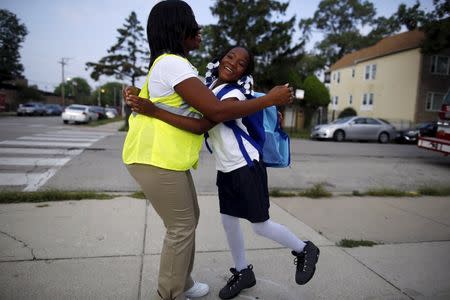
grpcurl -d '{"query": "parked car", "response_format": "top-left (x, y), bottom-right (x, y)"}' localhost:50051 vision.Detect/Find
top-left (44, 104), bottom-right (63, 116)
top-left (61, 104), bottom-right (98, 124)
top-left (396, 121), bottom-right (438, 144)
top-left (310, 116), bottom-right (397, 143)
top-left (90, 106), bottom-right (107, 120)
top-left (16, 102), bottom-right (45, 116)
top-left (105, 107), bottom-right (119, 119)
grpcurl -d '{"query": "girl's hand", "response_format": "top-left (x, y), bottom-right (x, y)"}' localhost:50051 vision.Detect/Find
top-left (127, 95), bottom-right (157, 116)
top-left (266, 84), bottom-right (295, 106)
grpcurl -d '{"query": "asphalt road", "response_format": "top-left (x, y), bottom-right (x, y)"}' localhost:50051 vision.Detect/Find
top-left (0, 116), bottom-right (449, 193)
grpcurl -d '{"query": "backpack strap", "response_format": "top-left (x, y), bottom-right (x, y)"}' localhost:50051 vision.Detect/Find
top-left (224, 120), bottom-right (262, 167)
top-left (204, 83), bottom-right (246, 154)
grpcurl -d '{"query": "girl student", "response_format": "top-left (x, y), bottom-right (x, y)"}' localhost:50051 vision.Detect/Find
top-left (122, 1), bottom-right (293, 299)
top-left (125, 45), bottom-right (320, 300)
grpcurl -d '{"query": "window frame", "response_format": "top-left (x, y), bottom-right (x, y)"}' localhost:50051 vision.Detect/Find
top-left (425, 91), bottom-right (445, 111)
top-left (431, 55), bottom-right (450, 75)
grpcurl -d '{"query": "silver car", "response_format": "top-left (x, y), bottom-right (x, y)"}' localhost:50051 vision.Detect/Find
top-left (310, 116), bottom-right (397, 143)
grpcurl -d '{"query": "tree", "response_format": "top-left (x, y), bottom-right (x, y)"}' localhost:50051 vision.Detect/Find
top-left (91, 82), bottom-right (123, 107)
top-left (298, 0), bottom-right (400, 69)
top-left (193, 0), bottom-right (304, 90)
top-left (301, 75), bottom-right (330, 128)
top-left (86, 11), bottom-right (149, 127)
top-left (421, 0), bottom-right (450, 54)
top-left (17, 85), bottom-right (44, 103)
top-left (0, 9), bottom-right (28, 83)
top-left (54, 77), bottom-right (92, 104)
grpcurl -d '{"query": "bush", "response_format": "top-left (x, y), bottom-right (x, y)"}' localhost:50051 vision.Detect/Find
top-left (338, 107), bottom-right (357, 119)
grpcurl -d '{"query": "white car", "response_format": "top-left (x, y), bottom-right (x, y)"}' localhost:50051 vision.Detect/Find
top-left (62, 104), bottom-right (98, 124)
top-left (105, 107), bottom-right (119, 119)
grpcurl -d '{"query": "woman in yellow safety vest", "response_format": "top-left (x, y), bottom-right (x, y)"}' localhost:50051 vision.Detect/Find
top-left (122, 1), bottom-right (293, 299)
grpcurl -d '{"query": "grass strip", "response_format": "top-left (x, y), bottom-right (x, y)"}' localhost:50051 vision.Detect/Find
top-left (0, 190), bottom-right (114, 204)
top-left (87, 117), bottom-right (123, 127)
top-left (418, 186), bottom-right (450, 196)
top-left (129, 191), bottom-right (146, 199)
top-left (337, 239), bottom-right (378, 248)
top-left (299, 183), bottom-right (332, 198)
top-left (270, 183), bottom-right (332, 198)
top-left (364, 188), bottom-right (414, 197)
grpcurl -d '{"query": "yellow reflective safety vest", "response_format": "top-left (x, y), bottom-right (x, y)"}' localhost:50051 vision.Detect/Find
top-left (122, 54), bottom-right (203, 171)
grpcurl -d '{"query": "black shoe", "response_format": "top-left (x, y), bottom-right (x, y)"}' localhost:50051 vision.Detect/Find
top-left (292, 241), bottom-right (320, 285)
top-left (219, 264), bottom-right (256, 299)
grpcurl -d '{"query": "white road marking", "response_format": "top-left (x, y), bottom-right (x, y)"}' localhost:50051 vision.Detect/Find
top-left (18, 136), bottom-right (99, 142)
top-left (0, 141), bottom-right (92, 147)
top-left (0, 148), bottom-right (83, 155)
top-left (0, 157), bottom-right (71, 166)
top-left (0, 130), bottom-right (110, 191)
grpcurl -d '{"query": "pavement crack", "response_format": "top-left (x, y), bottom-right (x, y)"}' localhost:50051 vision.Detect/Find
top-left (0, 230), bottom-right (36, 260)
top-left (340, 248), bottom-right (414, 299)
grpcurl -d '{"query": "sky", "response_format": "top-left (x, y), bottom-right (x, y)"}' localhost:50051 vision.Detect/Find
top-left (2, 0), bottom-right (435, 93)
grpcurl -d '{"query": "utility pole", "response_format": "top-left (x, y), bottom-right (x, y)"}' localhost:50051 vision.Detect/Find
top-left (58, 58), bottom-right (70, 107)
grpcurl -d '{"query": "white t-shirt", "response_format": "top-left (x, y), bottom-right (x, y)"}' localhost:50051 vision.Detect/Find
top-left (147, 55), bottom-right (198, 98)
top-left (208, 83), bottom-right (260, 173)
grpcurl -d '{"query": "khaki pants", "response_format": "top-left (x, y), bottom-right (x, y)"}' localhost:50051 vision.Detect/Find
top-left (127, 164), bottom-right (199, 300)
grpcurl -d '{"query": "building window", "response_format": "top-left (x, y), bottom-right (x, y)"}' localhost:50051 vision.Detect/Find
top-left (361, 93), bottom-right (374, 110)
top-left (332, 72), bottom-right (336, 81)
top-left (431, 55), bottom-right (450, 75)
top-left (337, 71), bottom-right (340, 83)
top-left (332, 96), bottom-right (339, 106)
top-left (426, 92), bottom-right (445, 111)
top-left (349, 94), bottom-right (353, 105)
top-left (365, 64), bottom-right (377, 80)
top-left (352, 68), bottom-right (355, 78)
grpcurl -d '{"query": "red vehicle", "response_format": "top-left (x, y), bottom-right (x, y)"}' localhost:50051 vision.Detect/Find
top-left (417, 89), bottom-right (450, 155)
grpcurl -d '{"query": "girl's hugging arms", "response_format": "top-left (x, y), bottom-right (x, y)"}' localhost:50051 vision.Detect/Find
top-left (125, 91), bottom-right (217, 135)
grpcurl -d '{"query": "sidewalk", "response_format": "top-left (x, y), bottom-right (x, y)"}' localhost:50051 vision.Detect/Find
top-left (1, 195), bottom-right (449, 299)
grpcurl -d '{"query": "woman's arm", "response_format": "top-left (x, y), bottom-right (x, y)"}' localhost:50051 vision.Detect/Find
top-left (126, 95), bottom-right (216, 135)
top-left (174, 77), bottom-right (293, 123)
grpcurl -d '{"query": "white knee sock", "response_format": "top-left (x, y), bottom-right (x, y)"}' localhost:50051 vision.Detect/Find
top-left (221, 214), bottom-right (248, 271)
top-left (252, 219), bottom-right (306, 252)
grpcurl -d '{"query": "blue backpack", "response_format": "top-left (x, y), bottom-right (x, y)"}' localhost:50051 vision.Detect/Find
top-left (206, 83), bottom-right (290, 168)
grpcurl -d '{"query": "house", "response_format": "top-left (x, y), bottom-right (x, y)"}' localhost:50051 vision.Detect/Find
top-left (328, 30), bottom-right (450, 129)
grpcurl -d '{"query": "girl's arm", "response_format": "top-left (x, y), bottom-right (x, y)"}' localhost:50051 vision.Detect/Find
top-left (126, 95), bottom-right (216, 135)
top-left (174, 77), bottom-right (293, 123)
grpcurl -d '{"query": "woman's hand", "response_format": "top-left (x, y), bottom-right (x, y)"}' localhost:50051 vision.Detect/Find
top-left (122, 86), bottom-right (141, 105)
top-left (127, 95), bottom-right (158, 116)
top-left (266, 84), bottom-right (295, 106)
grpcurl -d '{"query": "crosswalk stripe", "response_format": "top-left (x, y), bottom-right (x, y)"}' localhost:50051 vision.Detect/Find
top-left (24, 169), bottom-right (59, 191)
top-left (53, 130), bottom-right (110, 136)
top-left (18, 136), bottom-right (99, 142)
top-left (0, 157), bottom-right (71, 166)
top-left (0, 148), bottom-right (83, 155)
top-left (0, 173), bottom-right (43, 186)
top-left (0, 141), bottom-right (92, 147)
top-left (33, 133), bottom-right (105, 138)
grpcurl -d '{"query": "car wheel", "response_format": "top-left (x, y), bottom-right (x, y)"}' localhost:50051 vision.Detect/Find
top-left (378, 132), bottom-right (390, 144)
top-left (333, 130), bottom-right (345, 142)
top-left (63, 120), bottom-right (69, 124)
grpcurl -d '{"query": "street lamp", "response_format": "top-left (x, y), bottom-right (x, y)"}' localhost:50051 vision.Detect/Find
top-left (97, 88), bottom-right (105, 106)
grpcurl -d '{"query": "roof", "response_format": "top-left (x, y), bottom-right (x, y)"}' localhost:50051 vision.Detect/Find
top-left (330, 30), bottom-right (425, 71)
